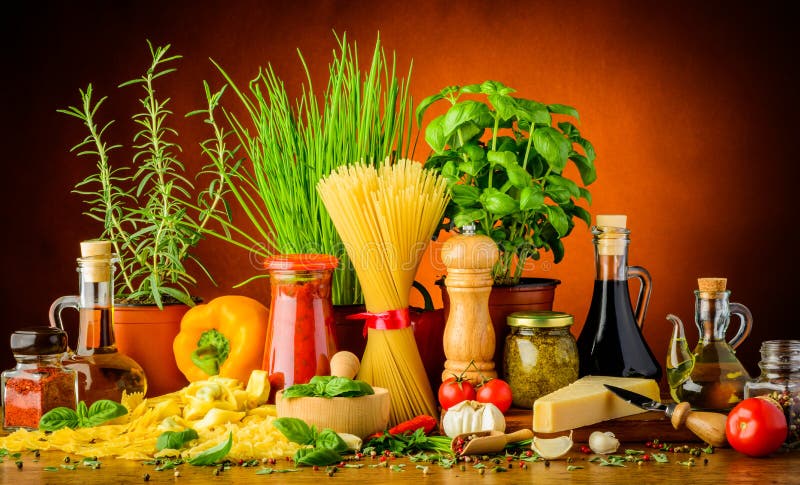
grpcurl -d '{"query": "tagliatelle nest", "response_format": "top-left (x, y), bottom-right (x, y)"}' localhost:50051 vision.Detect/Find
top-left (0, 375), bottom-right (299, 461)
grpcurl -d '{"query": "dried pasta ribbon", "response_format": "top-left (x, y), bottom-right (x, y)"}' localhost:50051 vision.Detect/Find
top-left (348, 308), bottom-right (410, 337)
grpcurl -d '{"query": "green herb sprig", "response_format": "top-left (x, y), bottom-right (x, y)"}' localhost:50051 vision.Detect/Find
top-left (39, 400), bottom-right (127, 431)
top-left (273, 417), bottom-right (349, 467)
top-left (187, 433), bottom-right (233, 466)
top-left (282, 375), bottom-right (374, 399)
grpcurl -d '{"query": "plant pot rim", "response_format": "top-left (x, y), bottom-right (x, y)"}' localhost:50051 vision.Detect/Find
top-left (114, 297), bottom-right (202, 308)
top-left (435, 277), bottom-right (561, 288)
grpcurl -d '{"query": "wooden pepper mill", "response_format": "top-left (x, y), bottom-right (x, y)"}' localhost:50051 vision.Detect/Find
top-left (441, 225), bottom-right (499, 385)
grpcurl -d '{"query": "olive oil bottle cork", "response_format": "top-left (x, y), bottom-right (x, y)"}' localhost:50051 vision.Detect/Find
top-left (698, 277), bottom-right (727, 296)
top-left (595, 214), bottom-right (628, 256)
top-left (79, 239), bottom-right (112, 283)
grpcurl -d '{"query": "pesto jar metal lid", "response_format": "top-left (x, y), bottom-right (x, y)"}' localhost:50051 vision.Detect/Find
top-left (506, 310), bottom-right (574, 328)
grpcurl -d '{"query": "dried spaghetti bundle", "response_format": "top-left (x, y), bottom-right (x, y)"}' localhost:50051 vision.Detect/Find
top-left (317, 159), bottom-right (448, 423)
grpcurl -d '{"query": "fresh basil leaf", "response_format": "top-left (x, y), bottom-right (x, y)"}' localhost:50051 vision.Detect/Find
top-left (480, 188), bottom-right (518, 216)
top-left (315, 429), bottom-right (348, 453)
top-left (450, 185), bottom-right (480, 208)
top-left (38, 407), bottom-right (79, 431)
top-left (84, 399), bottom-right (128, 427)
top-left (488, 94), bottom-right (517, 121)
top-left (187, 432), bottom-right (232, 466)
top-left (519, 186), bottom-right (545, 211)
top-left (569, 153), bottom-right (597, 185)
top-left (424, 115), bottom-right (447, 153)
top-left (415, 92), bottom-right (445, 126)
top-left (533, 126), bottom-right (570, 171)
top-left (453, 208), bottom-right (487, 227)
top-left (486, 149), bottom-right (516, 168)
top-left (442, 101), bottom-right (491, 140)
top-left (355, 380), bottom-right (374, 396)
top-left (296, 448), bottom-right (342, 467)
top-left (323, 377), bottom-right (363, 398)
top-left (545, 205), bottom-right (569, 237)
top-left (273, 417), bottom-right (315, 445)
top-left (548, 103), bottom-right (580, 120)
top-left (76, 401), bottom-right (89, 427)
top-left (282, 384), bottom-right (318, 399)
top-left (156, 429), bottom-right (199, 451)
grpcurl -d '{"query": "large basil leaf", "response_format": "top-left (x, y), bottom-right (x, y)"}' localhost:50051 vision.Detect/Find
top-left (38, 407), bottom-right (79, 431)
top-left (295, 448), bottom-right (342, 467)
top-left (546, 205), bottom-right (569, 237)
top-left (188, 433), bottom-right (232, 466)
top-left (488, 94), bottom-right (517, 121)
top-left (324, 377), bottom-right (364, 397)
top-left (84, 399), bottom-right (128, 427)
top-left (451, 184), bottom-right (481, 207)
top-left (424, 115), bottom-right (447, 153)
top-left (546, 175), bottom-right (580, 197)
top-left (273, 417), bottom-right (315, 445)
top-left (442, 101), bottom-right (490, 140)
top-left (480, 80), bottom-right (515, 96)
top-left (506, 164), bottom-right (531, 188)
top-left (309, 375), bottom-right (333, 395)
top-left (569, 153), bottom-right (597, 185)
top-left (457, 158), bottom-right (488, 177)
top-left (156, 429), bottom-right (199, 451)
top-left (486, 149), bottom-right (516, 168)
top-left (282, 383), bottom-right (318, 399)
top-left (519, 186), bottom-right (545, 211)
top-left (315, 429), bottom-right (348, 453)
top-left (480, 188), bottom-right (518, 216)
top-left (548, 103), bottom-right (580, 120)
top-left (533, 127), bottom-right (570, 171)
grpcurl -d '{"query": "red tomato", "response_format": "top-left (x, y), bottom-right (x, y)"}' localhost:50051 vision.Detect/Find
top-left (725, 397), bottom-right (787, 457)
top-left (438, 377), bottom-right (476, 410)
top-left (476, 378), bottom-right (513, 413)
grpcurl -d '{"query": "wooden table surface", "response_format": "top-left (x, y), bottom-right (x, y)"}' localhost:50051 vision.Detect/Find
top-left (1, 447), bottom-right (798, 484)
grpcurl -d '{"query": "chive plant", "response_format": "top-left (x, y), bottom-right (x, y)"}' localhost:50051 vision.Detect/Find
top-left (199, 33), bottom-right (414, 304)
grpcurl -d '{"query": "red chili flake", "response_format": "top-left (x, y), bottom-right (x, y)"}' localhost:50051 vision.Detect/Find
top-left (645, 441), bottom-right (653, 448)
top-left (506, 456), bottom-right (514, 462)
top-left (3, 367), bottom-right (76, 429)
top-left (642, 454), bottom-right (650, 462)
top-left (580, 445), bottom-right (592, 454)
top-left (379, 456), bottom-right (387, 462)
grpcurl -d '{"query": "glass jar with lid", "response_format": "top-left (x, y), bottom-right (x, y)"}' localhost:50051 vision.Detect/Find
top-left (744, 340), bottom-right (800, 446)
top-left (2, 327), bottom-right (78, 430)
top-left (503, 311), bottom-right (579, 408)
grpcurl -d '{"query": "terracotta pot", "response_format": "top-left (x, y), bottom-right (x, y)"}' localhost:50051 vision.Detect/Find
top-left (114, 303), bottom-right (190, 397)
top-left (439, 277), bottom-right (561, 377)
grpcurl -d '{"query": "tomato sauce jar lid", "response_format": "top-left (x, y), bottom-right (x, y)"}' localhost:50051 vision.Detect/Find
top-left (264, 254), bottom-right (339, 271)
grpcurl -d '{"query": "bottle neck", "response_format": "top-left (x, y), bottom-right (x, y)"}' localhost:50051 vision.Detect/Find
top-left (76, 259), bottom-right (116, 352)
top-left (695, 291), bottom-right (731, 341)
top-left (592, 226), bottom-right (630, 281)
top-left (14, 354), bottom-right (63, 368)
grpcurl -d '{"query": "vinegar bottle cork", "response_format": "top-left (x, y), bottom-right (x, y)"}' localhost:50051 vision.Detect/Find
top-left (440, 225), bottom-right (499, 385)
top-left (79, 239), bottom-right (112, 283)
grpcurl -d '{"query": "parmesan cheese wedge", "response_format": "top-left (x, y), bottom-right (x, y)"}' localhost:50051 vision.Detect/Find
top-left (532, 376), bottom-right (660, 433)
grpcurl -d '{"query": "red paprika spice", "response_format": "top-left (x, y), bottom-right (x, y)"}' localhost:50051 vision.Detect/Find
top-left (2, 327), bottom-right (78, 430)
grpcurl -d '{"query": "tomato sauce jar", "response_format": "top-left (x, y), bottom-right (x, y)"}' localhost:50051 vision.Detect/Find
top-left (263, 254), bottom-right (339, 400)
top-left (2, 327), bottom-right (78, 430)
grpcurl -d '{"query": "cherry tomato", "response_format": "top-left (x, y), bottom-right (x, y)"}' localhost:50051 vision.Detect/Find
top-left (476, 378), bottom-right (513, 413)
top-left (725, 396), bottom-right (788, 457)
top-left (438, 377), bottom-right (476, 410)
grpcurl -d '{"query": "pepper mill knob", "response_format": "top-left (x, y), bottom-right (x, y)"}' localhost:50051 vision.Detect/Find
top-left (441, 227), bottom-right (499, 385)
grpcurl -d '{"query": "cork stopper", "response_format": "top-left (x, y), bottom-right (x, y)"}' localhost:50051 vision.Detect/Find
top-left (595, 214), bottom-right (629, 256)
top-left (698, 277), bottom-right (727, 294)
top-left (80, 239), bottom-right (112, 283)
top-left (596, 214), bottom-right (627, 229)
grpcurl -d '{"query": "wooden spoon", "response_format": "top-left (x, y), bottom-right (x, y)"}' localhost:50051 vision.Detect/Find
top-left (452, 429), bottom-right (534, 455)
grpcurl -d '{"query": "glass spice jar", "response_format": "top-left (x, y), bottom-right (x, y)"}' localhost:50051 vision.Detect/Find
top-left (1, 327), bottom-right (78, 431)
top-left (503, 311), bottom-right (579, 408)
top-left (263, 254), bottom-right (339, 401)
top-left (744, 340), bottom-right (800, 447)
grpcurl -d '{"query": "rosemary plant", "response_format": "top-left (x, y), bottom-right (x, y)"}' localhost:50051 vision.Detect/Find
top-left (198, 33), bottom-right (414, 305)
top-left (61, 41), bottom-right (227, 308)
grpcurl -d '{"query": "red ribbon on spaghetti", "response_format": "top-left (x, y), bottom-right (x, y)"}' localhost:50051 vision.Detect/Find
top-left (347, 308), bottom-right (410, 337)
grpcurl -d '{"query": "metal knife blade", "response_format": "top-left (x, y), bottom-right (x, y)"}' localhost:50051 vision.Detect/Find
top-left (604, 384), bottom-right (671, 413)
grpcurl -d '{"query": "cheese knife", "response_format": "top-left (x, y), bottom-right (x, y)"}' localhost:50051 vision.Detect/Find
top-left (604, 384), bottom-right (728, 447)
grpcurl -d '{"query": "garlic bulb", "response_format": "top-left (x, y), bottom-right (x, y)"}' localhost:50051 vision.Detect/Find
top-left (588, 431), bottom-right (620, 454)
top-left (441, 400), bottom-right (506, 437)
top-left (337, 433), bottom-right (363, 451)
top-left (531, 431), bottom-right (573, 459)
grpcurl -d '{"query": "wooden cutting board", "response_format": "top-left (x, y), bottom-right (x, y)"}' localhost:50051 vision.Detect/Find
top-left (504, 406), bottom-right (700, 443)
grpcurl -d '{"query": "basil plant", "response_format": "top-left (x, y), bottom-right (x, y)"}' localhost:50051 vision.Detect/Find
top-left (417, 80), bottom-right (597, 285)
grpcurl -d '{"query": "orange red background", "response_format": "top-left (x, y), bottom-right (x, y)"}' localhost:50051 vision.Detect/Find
top-left (1, 1), bottom-right (797, 381)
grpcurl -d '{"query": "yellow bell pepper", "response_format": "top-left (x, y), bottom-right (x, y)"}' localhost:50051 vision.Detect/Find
top-left (173, 295), bottom-right (269, 383)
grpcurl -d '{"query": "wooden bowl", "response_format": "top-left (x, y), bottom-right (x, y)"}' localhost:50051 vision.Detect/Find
top-left (275, 387), bottom-right (390, 438)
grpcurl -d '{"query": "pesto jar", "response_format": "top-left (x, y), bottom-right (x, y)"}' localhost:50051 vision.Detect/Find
top-left (503, 311), bottom-right (578, 408)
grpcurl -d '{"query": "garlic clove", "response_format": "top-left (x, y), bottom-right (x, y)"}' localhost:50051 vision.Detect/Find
top-left (531, 431), bottom-right (574, 459)
top-left (588, 431), bottom-right (620, 454)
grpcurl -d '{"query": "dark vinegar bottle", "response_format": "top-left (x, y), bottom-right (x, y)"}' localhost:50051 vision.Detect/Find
top-left (576, 215), bottom-right (662, 380)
